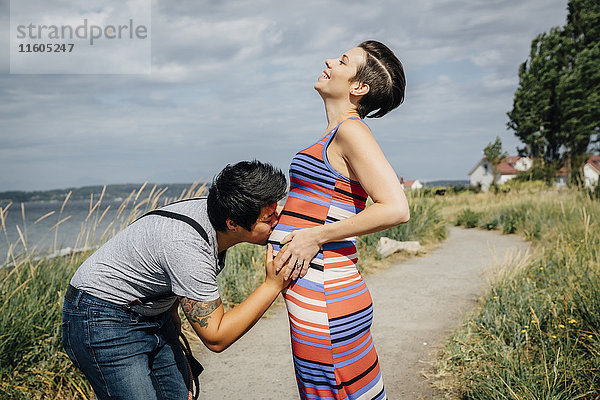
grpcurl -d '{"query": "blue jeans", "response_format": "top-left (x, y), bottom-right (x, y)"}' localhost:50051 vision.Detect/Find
top-left (62, 286), bottom-right (189, 400)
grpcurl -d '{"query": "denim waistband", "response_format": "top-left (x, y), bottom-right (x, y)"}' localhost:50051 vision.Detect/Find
top-left (64, 285), bottom-right (166, 320)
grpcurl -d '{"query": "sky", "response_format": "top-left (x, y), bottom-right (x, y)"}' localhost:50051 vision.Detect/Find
top-left (0, 0), bottom-right (570, 191)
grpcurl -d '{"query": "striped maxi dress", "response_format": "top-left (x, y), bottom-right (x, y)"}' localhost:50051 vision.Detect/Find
top-left (269, 117), bottom-right (386, 400)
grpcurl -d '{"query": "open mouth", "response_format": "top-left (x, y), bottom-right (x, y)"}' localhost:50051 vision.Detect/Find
top-left (321, 71), bottom-right (330, 79)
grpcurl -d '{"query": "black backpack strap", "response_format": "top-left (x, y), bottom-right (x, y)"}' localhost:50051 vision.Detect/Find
top-left (142, 209), bottom-right (209, 244)
top-left (125, 206), bottom-right (210, 309)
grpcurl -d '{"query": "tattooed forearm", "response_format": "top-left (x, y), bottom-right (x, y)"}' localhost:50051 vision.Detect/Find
top-left (179, 297), bottom-right (222, 328)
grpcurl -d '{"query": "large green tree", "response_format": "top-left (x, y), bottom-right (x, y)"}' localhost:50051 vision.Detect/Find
top-left (507, 0), bottom-right (600, 178)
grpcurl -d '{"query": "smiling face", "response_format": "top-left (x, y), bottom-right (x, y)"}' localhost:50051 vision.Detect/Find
top-left (314, 47), bottom-right (367, 99)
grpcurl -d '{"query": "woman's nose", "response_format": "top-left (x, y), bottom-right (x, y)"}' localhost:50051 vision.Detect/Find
top-left (325, 58), bottom-right (333, 68)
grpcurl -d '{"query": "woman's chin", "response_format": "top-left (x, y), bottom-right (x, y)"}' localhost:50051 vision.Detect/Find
top-left (313, 83), bottom-right (326, 96)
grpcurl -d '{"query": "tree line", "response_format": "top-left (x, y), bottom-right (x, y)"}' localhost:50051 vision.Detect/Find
top-left (507, 0), bottom-right (599, 182)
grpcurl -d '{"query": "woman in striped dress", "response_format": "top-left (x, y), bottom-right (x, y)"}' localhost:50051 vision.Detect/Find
top-left (270, 41), bottom-right (409, 400)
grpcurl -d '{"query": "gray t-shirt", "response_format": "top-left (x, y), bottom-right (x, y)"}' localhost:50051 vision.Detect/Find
top-left (70, 197), bottom-right (225, 316)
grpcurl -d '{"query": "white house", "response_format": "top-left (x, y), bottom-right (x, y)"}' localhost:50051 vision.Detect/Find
top-left (400, 178), bottom-right (423, 190)
top-left (469, 156), bottom-right (533, 191)
top-left (584, 155), bottom-right (600, 188)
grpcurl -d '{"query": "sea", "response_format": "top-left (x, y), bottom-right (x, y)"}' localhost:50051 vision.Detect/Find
top-left (0, 199), bottom-right (138, 264)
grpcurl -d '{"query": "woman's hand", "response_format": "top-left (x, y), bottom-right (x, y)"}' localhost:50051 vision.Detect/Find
top-left (275, 227), bottom-right (322, 280)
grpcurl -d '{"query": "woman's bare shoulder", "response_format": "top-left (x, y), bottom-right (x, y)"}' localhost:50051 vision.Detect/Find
top-left (335, 118), bottom-right (376, 148)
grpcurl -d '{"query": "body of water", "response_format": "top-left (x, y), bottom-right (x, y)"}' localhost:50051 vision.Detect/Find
top-left (1, 199), bottom-right (140, 263)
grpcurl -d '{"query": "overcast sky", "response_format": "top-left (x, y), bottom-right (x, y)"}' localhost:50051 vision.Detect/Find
top-left (0, 0), bottom-right (569, 191)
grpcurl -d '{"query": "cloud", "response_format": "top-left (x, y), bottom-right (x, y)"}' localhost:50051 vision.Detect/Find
top-left (0, 0), bottom-right (569, 190)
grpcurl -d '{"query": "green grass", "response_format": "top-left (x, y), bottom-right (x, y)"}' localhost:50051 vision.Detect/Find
top-left (435, 187), bottom-right (600, 399)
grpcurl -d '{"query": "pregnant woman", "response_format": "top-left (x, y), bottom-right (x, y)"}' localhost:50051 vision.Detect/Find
top-left (270, 41), bottom-right (409, 400)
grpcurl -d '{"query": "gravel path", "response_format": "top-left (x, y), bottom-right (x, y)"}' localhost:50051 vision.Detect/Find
top-left (193, 227), bottom-right (530, 399)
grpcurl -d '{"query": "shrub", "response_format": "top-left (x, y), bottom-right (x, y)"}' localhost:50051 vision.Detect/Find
top-left (456, 208), bottom-right (480, 228)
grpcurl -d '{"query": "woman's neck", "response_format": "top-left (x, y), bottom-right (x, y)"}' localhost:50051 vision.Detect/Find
top-left (324, 101), bottom-right (360, 131)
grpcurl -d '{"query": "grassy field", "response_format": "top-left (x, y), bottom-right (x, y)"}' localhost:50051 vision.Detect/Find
top-left (434, 183), bottom-right (600, 399)
top-left (0, 187), bottom-right (446, 399)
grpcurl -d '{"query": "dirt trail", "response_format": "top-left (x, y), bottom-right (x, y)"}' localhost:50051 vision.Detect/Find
top-left (193, 227), bottom-right (530, 399)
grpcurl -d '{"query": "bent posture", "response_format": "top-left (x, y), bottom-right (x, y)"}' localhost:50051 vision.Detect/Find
top-left (269, 41), bottom-right (409, 400)
top-left (62, 160), bottom-right (288, 400)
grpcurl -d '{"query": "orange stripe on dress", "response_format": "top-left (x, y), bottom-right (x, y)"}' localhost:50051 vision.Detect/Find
top-left (291, 343), bottom-right (334, 365)
top-left (325, 278), bottom-right (365, 293)
top-left (301, 144), bottom-right (325, 160)
top-left (325, 272), bottom-right (362, 286)
top-left (339, 356), bottom-right (381, 396)
top-left (284, 294), bottom-right (328, 313)
top-left (326, 294), bottom-right (372, 319)
top-left (303, 387), bottom-right (338, 399)
top-left (287, 283), bottom-right (326, 302)
top-left (277, 214), bottom-right (321, 229)
top-left (290, 176), bottom-right (335, 196)
top-left (324, 258), bottom-right (359, 269)
top-left (291, 187), bottom-right (331, 203)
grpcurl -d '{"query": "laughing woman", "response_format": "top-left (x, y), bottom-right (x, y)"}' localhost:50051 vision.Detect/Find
top-left (270, 41), bottom-right (409, 400)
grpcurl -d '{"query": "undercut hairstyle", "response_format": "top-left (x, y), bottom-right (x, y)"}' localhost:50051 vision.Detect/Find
top-left (353, 40), bottom-right (406, 119)
top-left (207, 160), bottom-right (287, 232)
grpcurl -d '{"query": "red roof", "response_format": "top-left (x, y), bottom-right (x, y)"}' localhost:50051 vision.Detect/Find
top-left (588, 155), bottom-right (600, 173)
top-left (495, 156), bottom-right (529, 175)
top-left (404, 179), bottom-right (416, 188)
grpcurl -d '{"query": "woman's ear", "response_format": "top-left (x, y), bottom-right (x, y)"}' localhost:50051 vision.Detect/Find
top-left (350, 82), bottom-right (370, 97)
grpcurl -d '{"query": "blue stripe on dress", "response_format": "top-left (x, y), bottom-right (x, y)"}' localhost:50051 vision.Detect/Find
top-left (329, 305), bottom-right (373, 328)
top-left (330, 199), bottom-right (363, 214)
top-left (346, 372), bottom-right (384, 400)
top-left (326, 286), bottom-right (369, 304)
top-left (290, 181), bottom-right (332, 199)
top-left (333, 342), bottom-right (375, 368)
top-left (291, 336), bottom-right (334, 350)
top-left (330, 313), bottom-right (373, 336)
top-left (294, 277), bottom-right (325, 292)
top-left (332, 334), bottom-right (372, 359)
top-left (288, 191), bottom-right (331, 208)
top-left (290, 324), bottom-right (331, 341)
top-left (325, 281), bottom-right (365, 296)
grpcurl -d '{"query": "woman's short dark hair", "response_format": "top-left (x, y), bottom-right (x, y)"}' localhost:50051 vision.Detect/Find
top-left (207, 160), bottom-right (287, 232)
top-left (353, 40), bottom-right (406, 119)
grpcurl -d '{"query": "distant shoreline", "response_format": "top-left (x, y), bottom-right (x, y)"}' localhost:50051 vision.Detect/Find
top-left (0, 180), bottom-right (469, 205)
top-left (0, 182), bottom-right (204, 205)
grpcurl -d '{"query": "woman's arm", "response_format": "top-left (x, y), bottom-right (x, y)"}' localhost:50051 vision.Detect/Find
top-left (276, 119), bottom-right (409, 279)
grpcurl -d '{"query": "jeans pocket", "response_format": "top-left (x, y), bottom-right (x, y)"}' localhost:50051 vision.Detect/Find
top-left (61, 320), bottom-right (81, 370)
top-left (88, 306), bottom-right (133, 327)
